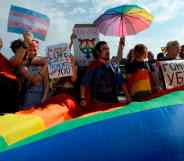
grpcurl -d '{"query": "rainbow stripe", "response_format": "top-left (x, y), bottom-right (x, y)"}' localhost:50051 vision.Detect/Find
top-left (0, 104), bottom-right (71, 148)
top-left (8, 5), bottom-right (50, 41)
top-left (94, 4), bottom-right (153, 36)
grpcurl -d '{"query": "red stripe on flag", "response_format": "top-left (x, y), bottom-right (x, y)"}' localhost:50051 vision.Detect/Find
top-left (10, 11), bottom-right (49, 27)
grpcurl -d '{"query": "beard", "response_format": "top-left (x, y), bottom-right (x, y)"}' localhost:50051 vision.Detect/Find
top-left (104, 52), bottom-right (110, 61)
top-left (104, 57), bottom-right (110, 61)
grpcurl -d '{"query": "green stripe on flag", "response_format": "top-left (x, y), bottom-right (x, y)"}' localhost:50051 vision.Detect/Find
top-left (0, 136), bottom-right (7, 150)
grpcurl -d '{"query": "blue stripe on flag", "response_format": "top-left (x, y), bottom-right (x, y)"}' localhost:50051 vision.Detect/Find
top-left (8, 27), bottom-right (46, 41)
top-left (10, 5), bottom-right (50, 22)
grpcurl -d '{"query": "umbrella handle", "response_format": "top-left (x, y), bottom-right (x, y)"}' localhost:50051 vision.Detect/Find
top-left (119, 36), bottom-right (125, 46)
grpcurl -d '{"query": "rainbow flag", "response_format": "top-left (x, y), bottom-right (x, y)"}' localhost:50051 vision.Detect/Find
top-left (1, 90), bottom-right (184, 161)
top-left (8, 5), bottom-right (50, 41)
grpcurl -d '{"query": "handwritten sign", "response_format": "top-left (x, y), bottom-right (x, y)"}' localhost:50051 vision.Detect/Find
top-left (73, 24), bottom-right (99, 67)
top-left (159, 60), bottom-right (184, 89)
top-left (47, 43), bottom-right (72, 79)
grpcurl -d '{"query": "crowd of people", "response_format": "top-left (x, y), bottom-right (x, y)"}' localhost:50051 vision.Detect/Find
top-left (0, 31), bottom-right (183, 116)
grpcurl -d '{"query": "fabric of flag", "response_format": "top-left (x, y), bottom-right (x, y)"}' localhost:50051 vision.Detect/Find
top-left (8, 5), bottom-right (50, 41)
top-left (128, 69), bottom-right (152, 100)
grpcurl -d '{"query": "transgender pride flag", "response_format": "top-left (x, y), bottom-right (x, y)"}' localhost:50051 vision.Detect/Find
top-left (8, 5), bottom-right (50, 41)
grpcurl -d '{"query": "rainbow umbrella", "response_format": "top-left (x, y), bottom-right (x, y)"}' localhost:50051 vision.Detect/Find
top-left (94, 4), bottom-right (153, 37)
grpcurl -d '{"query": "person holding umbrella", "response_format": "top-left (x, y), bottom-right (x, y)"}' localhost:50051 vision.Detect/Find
top-left (94, 4), bottom-right (153, 72)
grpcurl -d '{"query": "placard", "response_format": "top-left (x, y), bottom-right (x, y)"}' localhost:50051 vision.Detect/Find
top-left (47, 43), bottom-right (72, 79)
top-left (73, 24), bottom-right (99, 66)
top-left (159, 60), bottom-right (184, 89)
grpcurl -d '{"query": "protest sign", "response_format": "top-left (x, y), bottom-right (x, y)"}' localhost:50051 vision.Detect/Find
top-left (47, 43), bottom-right (72, 79)
top-left (73, 24), bottom-right (99, 66)
top-left (159, 60), bottom-right (184, 89)
top-left (8, 5), bottom-right (50, 41)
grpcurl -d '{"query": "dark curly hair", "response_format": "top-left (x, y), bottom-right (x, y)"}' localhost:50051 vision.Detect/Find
top-left (10, 39), bottom-right (27, 53)
top-left (93, 41), bottom-right (107, 59)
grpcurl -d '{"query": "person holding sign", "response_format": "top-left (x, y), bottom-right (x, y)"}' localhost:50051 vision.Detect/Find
top-left (47, 41), bottom-right (79, 115)
top-left (156, 41), bottom-right (180, 89)
top-left (49, 55), bottom-right (78, 116)
top-left (164, 41), bottom-right (180, 60)
top-left (51, 55), bottom-right (78, 101)
top-left (80, 41), bottom-right (131, 110)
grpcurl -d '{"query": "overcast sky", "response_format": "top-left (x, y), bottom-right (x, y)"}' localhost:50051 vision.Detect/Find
top-left (1, 0), bottom-right (184, 58)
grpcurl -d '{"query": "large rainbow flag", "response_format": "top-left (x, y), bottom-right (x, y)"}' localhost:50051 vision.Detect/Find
top-left (1, 90), bottom-right (184, 161)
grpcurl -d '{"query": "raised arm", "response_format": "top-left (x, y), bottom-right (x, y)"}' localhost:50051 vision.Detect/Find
top-left (117, 36), bottom-right (125, 62)
top-left (69, 33), bottom-right (77, 50)
top-left (70, 56), bottom-right (78, 82)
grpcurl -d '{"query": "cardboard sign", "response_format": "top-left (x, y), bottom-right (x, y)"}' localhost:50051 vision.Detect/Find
top-left (47, 43), bottom-right (72, 79)
top-left (73, 24), bottom-right (99, 66)
top-left (159, 60), bottom-right (184, 89)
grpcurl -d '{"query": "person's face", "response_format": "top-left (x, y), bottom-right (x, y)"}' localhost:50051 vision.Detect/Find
top-left (128, 51), bottom-right (135, 62)
top-left (0, 38), bottom-right (3, 49)
top-left (167, 45), bottom-right (179, 59)
top-left (180, 46), bottom-right (184, 56)
top-left (99, 43), bottom-right (110, 61)
top-left (143, 48), bottom-right (148, 59)
top-left (111, 56), bottom-right (118, 65)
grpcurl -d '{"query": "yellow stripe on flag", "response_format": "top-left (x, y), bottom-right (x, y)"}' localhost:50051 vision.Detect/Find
top-left (131, 79), bottom-right (151, 96)
top-left (0, 114), bottom-right (45, 145)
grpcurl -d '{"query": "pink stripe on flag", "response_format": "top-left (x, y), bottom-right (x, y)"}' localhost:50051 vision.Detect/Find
top-left (8, 21), bottom-right (47, 36)
top-left (10, 11), bottom-right (49, 26)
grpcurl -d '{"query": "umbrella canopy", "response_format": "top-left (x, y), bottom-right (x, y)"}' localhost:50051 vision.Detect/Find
top-left (94, 4), bottom-right (153, 37)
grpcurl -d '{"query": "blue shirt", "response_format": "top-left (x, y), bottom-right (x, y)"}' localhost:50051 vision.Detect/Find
top-left (81, 63), bottom-right (125, 103)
